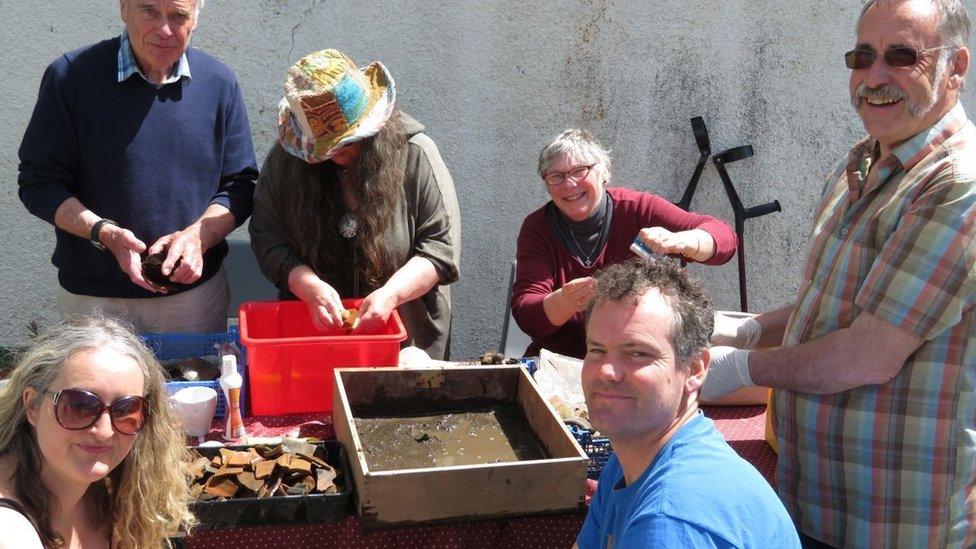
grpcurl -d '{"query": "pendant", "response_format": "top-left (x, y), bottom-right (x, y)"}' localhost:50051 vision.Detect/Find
top-left (339, 212), bottom-right (358, 239)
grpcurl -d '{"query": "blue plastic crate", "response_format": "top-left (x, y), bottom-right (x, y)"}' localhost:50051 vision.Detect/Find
top-left (567, 424), bottom-right (613, 480)
top-left (141, 327), bottom-right (247, 419)
top-left (522, 357), bottom-right (612, 479)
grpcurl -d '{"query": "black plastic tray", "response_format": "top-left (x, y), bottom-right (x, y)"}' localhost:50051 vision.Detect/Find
top-left (188, 440), bottom-right (352, 530)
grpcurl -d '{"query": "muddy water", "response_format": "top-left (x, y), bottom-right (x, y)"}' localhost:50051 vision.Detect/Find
top-left (354, 404), bottom-right (550, 471)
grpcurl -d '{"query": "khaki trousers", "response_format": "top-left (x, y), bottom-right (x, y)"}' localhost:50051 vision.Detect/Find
top-left (57, 267), bottom-right (229, 334)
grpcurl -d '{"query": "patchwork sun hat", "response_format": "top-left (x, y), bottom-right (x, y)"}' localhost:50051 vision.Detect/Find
top-left (277, 49), bottom-right (396, 163)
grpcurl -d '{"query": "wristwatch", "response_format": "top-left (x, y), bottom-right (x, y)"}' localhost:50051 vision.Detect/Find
top-left (90, 218), bottom-right (118, 250)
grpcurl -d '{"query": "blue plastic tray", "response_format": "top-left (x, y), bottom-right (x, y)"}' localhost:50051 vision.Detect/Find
top-left (521, 357), bottom-right (612, 479)
top-left (567, 424), bottom-right (613, 480)
top-left (142, 327), bottom-right (248, 418)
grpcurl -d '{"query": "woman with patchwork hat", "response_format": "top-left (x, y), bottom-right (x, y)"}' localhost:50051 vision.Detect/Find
top-left (511, 129), bottom-right (737, 359)
top-left (250, 50), bottom-right (460, 359)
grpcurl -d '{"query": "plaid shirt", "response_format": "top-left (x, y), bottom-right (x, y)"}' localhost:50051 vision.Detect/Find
top-left (774, 103), bottom-right (976, 548)
top-left (117, 30), bottom-right (190, 85)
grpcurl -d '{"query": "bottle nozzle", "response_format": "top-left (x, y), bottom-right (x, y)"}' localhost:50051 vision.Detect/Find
top-left (221, 354), bottom-right (237, 376)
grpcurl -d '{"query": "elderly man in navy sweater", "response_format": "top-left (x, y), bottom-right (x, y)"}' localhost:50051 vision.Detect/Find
top-left (18, 0), bottom-right (257, 333)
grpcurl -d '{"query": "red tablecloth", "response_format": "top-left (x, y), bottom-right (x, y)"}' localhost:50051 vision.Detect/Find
top-left (186, 407), bottom-right (775, 548)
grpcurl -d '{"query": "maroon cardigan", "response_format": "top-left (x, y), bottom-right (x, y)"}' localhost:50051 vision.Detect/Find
top-left (511, 187), bottom-right (737, 358)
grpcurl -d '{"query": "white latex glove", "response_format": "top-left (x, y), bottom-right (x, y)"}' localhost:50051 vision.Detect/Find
top-left (702, 346), bottom-right (754, 400)
top-left (711, 312), bottom-right (763, 349)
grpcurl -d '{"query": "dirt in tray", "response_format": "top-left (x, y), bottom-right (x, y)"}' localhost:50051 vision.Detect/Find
top-left (354, 403), bottom-right (550, 471)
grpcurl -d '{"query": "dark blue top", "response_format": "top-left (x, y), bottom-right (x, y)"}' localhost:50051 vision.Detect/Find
top-left (18, 37), bottom-right (258, 298)
top-left (578, 413), bottom-right (800, 548)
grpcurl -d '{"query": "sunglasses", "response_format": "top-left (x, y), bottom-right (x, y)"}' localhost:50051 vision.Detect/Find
top-left (845, 45), bottom-right (954, 70)
top-left (543, 164), bottom-right (595, 186)
top-left (43, 388), bottom-right (149, 435)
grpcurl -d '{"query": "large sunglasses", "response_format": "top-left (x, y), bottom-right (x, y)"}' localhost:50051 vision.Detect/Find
top-left (43, 388), bottom-right (149, 435)
top-left (845, 45), bottom-right (954, 70)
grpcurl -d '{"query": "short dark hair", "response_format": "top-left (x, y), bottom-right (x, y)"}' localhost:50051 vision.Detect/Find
top-left (589, 258), bottom-right (714, 362)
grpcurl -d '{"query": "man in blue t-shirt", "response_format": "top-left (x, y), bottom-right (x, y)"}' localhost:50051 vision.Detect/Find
top-left (18, 0), bottom-right (257, 333)
top-left (576, 258), bottom-right (798, 548)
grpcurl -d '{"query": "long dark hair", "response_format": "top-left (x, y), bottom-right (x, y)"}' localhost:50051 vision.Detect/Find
top-left (266, 110), bottom-right (407, 294)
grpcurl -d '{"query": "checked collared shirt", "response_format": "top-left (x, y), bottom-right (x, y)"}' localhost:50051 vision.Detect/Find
top-left (775, 103), bottom-right (976, 548)
top-left (117, 30), bottom-right (190, 85)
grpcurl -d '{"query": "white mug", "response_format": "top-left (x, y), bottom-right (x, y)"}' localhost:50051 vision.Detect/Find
top-left (171, 386), bottom-right (218, 438)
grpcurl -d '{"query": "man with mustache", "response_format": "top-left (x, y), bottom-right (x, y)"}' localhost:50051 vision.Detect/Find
top-left (17, 0), bottom-right (257, 333)
top-left (575, 258), bottom-right (798, 549)
top-left (705, 0), bottom-right (975, 546)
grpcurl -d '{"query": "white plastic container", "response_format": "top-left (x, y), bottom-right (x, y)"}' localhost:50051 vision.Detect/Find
top-left (218, 355), bottom-right (246, 441)
top-left (171, 386), bottom-right (218, 439)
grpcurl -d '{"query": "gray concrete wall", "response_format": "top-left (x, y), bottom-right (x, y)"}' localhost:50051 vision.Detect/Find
top-left (1, 1), bottom-right (972, 357)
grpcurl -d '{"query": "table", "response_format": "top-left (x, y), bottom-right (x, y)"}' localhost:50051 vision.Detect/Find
top-left (185, 406), bottom-right (774, 548)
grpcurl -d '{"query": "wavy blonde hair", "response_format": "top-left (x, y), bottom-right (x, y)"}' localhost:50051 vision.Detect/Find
top-left (0, 315), bottom-right (195, 547)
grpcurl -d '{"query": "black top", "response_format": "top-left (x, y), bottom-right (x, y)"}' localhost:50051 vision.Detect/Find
top-left (544, 190), bottom-right (613, 268)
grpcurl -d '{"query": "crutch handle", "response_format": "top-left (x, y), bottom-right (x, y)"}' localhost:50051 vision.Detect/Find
top-left (745, 200), bottom-right (782, 219)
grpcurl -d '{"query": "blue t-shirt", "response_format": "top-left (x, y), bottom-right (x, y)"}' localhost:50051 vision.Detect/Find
top-left (577, 413), bottom-right (799, 548)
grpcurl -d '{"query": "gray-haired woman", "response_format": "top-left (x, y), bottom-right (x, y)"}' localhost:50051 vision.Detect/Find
top-left (511, 129), bottom-right (737, 358)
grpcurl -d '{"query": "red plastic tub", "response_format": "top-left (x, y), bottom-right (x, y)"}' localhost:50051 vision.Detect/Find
top-left (239, 299), bottom-right (407, 415)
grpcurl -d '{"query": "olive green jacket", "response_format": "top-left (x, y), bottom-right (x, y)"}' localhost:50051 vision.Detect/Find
top-left (249, 115), bottom-right (461, 359)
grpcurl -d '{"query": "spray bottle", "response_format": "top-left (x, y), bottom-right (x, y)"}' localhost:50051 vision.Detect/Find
top-left (219, 354), bottom-right (246, 441)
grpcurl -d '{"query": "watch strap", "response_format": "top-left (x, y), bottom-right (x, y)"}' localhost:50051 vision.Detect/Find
top-left (90, 218), bottom-right (118, 250)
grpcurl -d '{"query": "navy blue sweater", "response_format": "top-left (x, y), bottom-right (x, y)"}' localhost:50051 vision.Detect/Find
top-left (18, 37), bottom-right (258, 299)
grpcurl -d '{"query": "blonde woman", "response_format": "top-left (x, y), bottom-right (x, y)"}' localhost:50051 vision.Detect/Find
top-left (0, 316), bottom-right (194, 548)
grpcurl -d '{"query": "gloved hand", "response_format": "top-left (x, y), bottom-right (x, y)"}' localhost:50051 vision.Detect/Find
top-left (702, 346), bottom-right (754, 400)
top-left (711, 311), bottom-right (763, 349)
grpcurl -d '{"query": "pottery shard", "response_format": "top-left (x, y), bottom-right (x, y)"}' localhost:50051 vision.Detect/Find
top-left (276, 454), bottom-right (292, 469)
top-left (282, 438), bottom-right (317, 458)
top-left (237, 471), bottom-right (264, 493)
top-left (255, 444), bottom-right (283, 460)
top-left (288, 458), bottom-right (313, 475)
top-left (316, 466), bottom-right (337, 492)
top-left (297, 452), bottom-right (328, 469)
top-left (254, 460), bottom-right (277, 480)
top-left (227, 451), bottom-right (251, 467)
top-left (213, 465), bottom-right (245, 480)
top-left (204, 477), bottom-right (238, 498)
top-left (248, 448), bottom-right (264, 467)
top-left (260, 472), bottom-right (282, 499)
top-left (188, 456), bottom-right (210, 480)
top-left (340, 308), bottom-right (360, 331)
top-left (286, 476), bottom-right (316, 496)
top-left (218, 448), bottom-right (236, 464)
top-left (210, 455), bottom-right (223, 468)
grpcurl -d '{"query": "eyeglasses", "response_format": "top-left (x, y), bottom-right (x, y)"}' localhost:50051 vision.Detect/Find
top-left (845, 45), bottom-right (954, 70)
top-left (43, 388), bottom-right (149, 435)
top-left (543, 164), bottom-right (595, 186)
